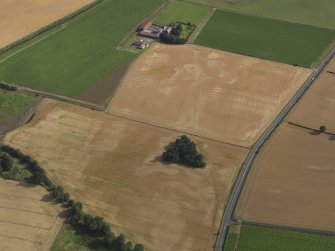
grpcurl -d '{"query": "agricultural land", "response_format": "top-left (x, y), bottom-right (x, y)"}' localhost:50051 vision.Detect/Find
top-left (155, 1), bottom-right (209, 26)
top-left (181, 0), bottom-right (335, 30)
top-left (5, 99), bottom-right (248, 251)
top-left (195, 10), bottom-right (335, 67)
top-left (235, 56), bottom-right (335, 232)
top-left (0, 178), bottom-right (63, 251)
top-left (224, 224), bottom-right (335, 251)
top-left (109, 44), bottom-right (311, 147)
top-left (0, 0), bottom-right (164, 105)
top-left (0, 0), bottom-right (93, 49)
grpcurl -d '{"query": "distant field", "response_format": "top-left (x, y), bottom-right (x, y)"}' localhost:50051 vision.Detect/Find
top-left (155, 1), bottom-right (209, 25)
top-left (0, 0), bottom-right (93, 49)
top-left (195, 10), bottom-right (335, 67)
top-left (0, 91), bottom-right (34, 121)
top-left (0, 0), bottom-right (164, 104)
top-left (182, 0), bottom-right (335, 30)
top-left (224, 225), bottom-right (335, 251)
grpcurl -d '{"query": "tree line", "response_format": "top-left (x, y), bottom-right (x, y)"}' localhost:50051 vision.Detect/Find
top-left (0, 145), bottom-right (144, 251)
top-left (162, 135), bottom-right (206, 168)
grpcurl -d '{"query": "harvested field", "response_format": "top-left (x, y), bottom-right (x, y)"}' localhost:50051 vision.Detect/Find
top-left (0, 0), bottom-right (93, 49)
top-left (288, 57), bottom-right (335, 133)
top-left (5, 99), bottom-right (248, 251)
top-left (109, 44), bottom-right (311, 147)
top-left (0, 178), bottom-right (63, 251)
top-left (235, 123), bottom-right (335, 232)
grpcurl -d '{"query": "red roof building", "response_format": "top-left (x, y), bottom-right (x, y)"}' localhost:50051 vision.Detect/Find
top-left (138, 21), bottom-right (152, 31)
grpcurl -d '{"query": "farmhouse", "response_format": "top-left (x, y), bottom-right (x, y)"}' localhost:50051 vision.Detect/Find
top-left (137, 21), bottom-right (172, 40)
top-left (133, 39), bottom-right (149, 49)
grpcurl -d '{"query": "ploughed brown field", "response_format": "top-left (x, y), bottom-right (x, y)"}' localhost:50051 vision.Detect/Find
top-left (5, 100), bottom-right (248, 251)
top-left (288, 57), bottom-right (335, 133)
top-left (0, 0), bottom-right (93, 48)
top-left (0, 178), bottom-right (63, 251)
top-left (235, 123), bottom-right (335, 231)
top-left (109, 44), bottom-right (311, 147)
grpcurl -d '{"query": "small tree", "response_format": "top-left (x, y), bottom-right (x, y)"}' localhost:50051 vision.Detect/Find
top-left (320, 125), bottom-right (326, 132)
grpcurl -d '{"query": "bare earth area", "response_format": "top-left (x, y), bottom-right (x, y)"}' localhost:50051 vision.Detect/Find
top-left (288, 57), bottom-right (335, 133)
top-left (0, 178), bottom-right (63, 251)
top-left (109, 44), bottom-right (311, 147)
top-left (0, 0), bottom-right (93, 48)
top-left (5, 99), bottom-right (247, 251)
top-left (235, 123), bottom-right (335, 231)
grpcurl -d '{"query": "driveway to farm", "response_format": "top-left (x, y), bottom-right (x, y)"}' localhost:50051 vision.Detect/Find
top-left (214, 46), bottom-right (335, 251)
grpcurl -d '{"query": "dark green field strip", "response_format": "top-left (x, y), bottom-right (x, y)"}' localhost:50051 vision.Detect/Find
top-left (195, 10), bottom-right (335, 67)
top-left (181, 0), bottom-right (335, 30)
top-left (0, 0), bottom-right (164, 98)
top-left (226, 224), bottom-right (335, 251)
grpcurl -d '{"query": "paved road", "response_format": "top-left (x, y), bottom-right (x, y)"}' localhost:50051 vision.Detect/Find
top-left (214, 47), bottom-right (335, 251)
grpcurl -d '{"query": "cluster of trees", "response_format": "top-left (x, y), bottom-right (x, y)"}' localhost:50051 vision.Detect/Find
top-left (162, 135), bottom-right (206, 168)
top-left (0, 82), bottom-right (16, 91)
top-left (0, 152), bottom-right (21, 180)
top-left (159, 23), bottom-right (186, 44)
top-left (0, 145), bottom-right (144, 251)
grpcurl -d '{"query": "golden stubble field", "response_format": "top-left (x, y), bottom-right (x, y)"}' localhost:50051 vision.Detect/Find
top-left (109, 44), bottom-right (311, 147)
top-left (288, 57), bottom-right (335, 133)
top-left (0, 178), bottom-right (63, 251)
top-left (0, 0), bottom-right (93, 48)
top-left (5, 100), bottom-right (248, 251)
top-left (235, 123), bottom-right (335, 231)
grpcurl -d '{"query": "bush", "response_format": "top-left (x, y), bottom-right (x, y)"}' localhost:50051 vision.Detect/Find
top-left (162, 135), bottom-right (206, 168)
top-left (0, 82), bottom-right (16, 91)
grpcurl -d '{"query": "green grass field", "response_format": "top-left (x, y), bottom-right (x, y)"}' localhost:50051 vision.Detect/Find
top-left (182, 0), bottom-right (335, 30)
top-left (0, 91), bottom-right (34, 121)
top-left (0, 0), bottom-right (164, 98)
top-left (51, 226), bottom-right (91, 251)
top-left (155, 1), bottom-right (209, 25)
top-left (224, 225), bottom-right (335, 251)
top-left (195, 10), bottom-right (335, 67)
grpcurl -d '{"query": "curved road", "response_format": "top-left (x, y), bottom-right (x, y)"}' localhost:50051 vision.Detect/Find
top-left (214, 47), bottom-right (335, 251)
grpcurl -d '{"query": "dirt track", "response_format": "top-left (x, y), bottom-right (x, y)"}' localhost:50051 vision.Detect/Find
top-left (0, 0), bottom-right (93, 49)
top-left (5, 99), bottom-right (247, 251)
top-left (235, 123), bottom-right (335, 232)
top-left (0, 178), bottom-right (63, 251)
top-left (288, 57), bottom-right (335, 133)
top-left (109, 44), bottom-right (311, 147)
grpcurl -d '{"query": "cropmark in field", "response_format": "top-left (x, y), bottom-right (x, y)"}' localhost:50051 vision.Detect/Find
top-left (195, 10), bottom-right (335, 68)
top-left (5, 99), bottom-right (248, 251)
top-left (109, 44), bottom-right (311, 147)
top-left (0, 0), bottom-right (164, 105)
top-left (0, 178), bottom-right (63, 251)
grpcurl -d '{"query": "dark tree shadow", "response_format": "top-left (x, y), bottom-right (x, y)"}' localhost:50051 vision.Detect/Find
top-left (41, 193), bottom-right (54, 202)
top-left (329, 135), bottom-right (335, 141)
top-left (15, 181), bottom-right (38, 188)
top-left (58, 208), bottom-right (71, 219)
top-left (309, 130), bottom-right (321, 136)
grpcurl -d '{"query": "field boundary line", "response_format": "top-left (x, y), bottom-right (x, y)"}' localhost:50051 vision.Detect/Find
top-left (287, 121), bottom-right (335, 136)
top-left (0, 233), bottom-right (38, 245)
top-left (0, 25), bottom-right (66, 64)
top-left (179, 0), bottom-right (335, 31)
top-left (0, 219), bottom-right (54, 231)
top-left (188, 7), bottom-right (215, 43)
top-left (0, 0), bottom-right (105, 56)
top-left (0, 205), bottom-right (57, 217)
top-left (117, 0), bottom-right (173, 50)
top-left (108, 111), bottom-right (249, 149)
